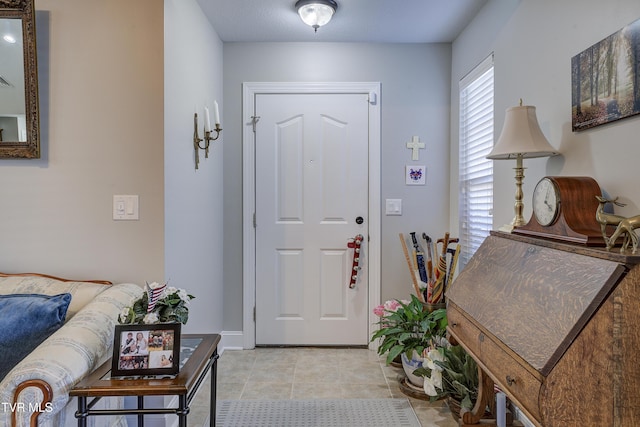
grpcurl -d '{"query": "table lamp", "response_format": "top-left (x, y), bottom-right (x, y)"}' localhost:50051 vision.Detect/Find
top-left (487, 101), bottom-right (559, 232)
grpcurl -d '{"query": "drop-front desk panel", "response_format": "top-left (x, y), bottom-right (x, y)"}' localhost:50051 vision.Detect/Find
top-left (446, 231), bottom-right (640, 427)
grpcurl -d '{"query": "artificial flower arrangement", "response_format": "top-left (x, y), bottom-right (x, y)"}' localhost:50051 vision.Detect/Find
top-left (370, 294), bottom-right (448, 365)
top-left (414, 343), bottom-right (479, 411)
top-left (118, 281), bottom-right (195, 325)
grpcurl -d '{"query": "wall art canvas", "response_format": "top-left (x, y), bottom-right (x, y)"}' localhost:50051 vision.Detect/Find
top-left (572, 18), bottom-right (640, 131)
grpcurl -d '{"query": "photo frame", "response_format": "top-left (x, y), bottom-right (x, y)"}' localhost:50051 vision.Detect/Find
top-left (111, 323), bottom-right (181, 377)
top-left (572, 17), bottom-right (640, 131)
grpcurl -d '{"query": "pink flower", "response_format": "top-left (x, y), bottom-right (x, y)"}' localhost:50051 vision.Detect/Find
top-left (373, 304), bottom-right (385, 317)
top-left (384, 300), bottom-right (402, 312)
top-left (373, 299), bottom-right (410, 317)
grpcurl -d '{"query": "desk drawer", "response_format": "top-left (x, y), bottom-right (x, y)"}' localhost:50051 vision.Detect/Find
top-left (448, 305), bottom-right (543, 424)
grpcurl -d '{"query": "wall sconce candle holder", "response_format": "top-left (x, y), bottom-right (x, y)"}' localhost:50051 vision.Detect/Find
top-left (193, 113), bottom-right (222, 170)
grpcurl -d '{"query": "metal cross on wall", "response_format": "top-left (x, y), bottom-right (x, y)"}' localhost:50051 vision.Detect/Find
top-left (406, 136), bottom-right (425, 160)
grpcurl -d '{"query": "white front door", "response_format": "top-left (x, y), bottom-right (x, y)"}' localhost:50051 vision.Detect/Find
top-left (254, 93), bottom-right (369, 345)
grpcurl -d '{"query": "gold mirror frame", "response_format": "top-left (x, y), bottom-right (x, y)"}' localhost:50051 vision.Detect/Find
top-left (0, 0), bottom-right (39, 158)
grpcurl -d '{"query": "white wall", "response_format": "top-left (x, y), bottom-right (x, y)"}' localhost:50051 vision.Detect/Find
top-left (18, 0), bottom-right (633, 346)
top-left (1, 0), bottom-right (223, 336)
top-left (164, 0), bottom-right (224, 334)
top-left (222, 43), bottom-right (452, 331)
top-left (451, 0), bottom-right (640, 235)
top-left (0, 0), bottom-right (164, 284)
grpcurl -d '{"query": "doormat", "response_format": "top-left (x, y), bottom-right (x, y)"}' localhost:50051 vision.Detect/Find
top-left (216, 398), bottom-right (421, 427)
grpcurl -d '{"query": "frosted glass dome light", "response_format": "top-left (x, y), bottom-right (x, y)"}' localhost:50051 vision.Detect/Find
top-left (295, 0), bottom-right (338, 32)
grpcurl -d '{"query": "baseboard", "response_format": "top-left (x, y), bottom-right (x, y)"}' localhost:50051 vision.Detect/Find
top-left (512, 406), bottom-right (536, 427)
top-left (220, 330), bottom-right (244, 351)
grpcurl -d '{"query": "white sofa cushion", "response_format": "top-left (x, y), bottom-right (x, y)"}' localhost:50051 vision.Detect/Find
top-left (0, 276), bottom-right (111, 320)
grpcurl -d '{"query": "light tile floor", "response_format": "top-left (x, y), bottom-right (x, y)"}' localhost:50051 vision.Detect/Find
top-left (187, 347), bottom-right (458, 427)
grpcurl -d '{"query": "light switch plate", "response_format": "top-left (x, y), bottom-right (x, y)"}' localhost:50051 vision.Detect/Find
top-left (113, 195), bottom-right (139, 220)
top-left (385, 199), bottom-right (402, 215)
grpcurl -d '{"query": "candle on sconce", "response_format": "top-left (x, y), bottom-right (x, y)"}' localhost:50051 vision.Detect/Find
top-left (204, 107), bottom-right (212, 132)
top-left (213, 101), bottom-right (220, 126)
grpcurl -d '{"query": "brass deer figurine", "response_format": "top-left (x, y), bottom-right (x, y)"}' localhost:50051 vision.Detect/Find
top-left (595, 195), bottom-right (639, 253)
top-left (595, 196), bottom-right (627, 246)
top-left (608, 215), bottom-right (640, 254)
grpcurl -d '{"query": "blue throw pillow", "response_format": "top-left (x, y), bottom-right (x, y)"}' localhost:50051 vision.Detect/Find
top-left (0, 293), bottom-right (72, 381)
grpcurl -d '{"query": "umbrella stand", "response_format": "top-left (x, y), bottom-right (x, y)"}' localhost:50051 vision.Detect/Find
top-left (399, 233), bottom-right (425, 302)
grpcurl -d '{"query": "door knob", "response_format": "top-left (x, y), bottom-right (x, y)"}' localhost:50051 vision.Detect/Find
top-left (355, 216), bottom-right (364, 224)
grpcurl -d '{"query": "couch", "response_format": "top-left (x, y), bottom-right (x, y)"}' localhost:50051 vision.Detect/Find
top-left (0, 273), bottom-right (143, 427)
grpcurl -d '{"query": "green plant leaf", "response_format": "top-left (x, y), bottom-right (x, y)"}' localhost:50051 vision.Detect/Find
top-left (386, 344), bottom-right (405, 365)
top-left (461, 394), bottom-right (473, 410)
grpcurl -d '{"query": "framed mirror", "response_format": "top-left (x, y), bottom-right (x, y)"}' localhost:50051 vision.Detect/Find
top-left (0, 0), bottom-right (39, 158)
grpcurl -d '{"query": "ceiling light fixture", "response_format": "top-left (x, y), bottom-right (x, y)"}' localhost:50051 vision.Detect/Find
top-left (3, 34), bottom-right (16, 44)
top-left (295, 0), bottom-right (338, 33)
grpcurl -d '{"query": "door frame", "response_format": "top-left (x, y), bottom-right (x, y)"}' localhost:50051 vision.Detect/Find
top-left (242, 82), bottom-right (381, 349)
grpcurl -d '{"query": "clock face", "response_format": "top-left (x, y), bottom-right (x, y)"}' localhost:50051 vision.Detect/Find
top-left (532, 177), bottom-right (560, 226)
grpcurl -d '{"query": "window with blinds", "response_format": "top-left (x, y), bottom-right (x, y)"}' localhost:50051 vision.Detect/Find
top-left (459, 54), bottom-right (494, 268)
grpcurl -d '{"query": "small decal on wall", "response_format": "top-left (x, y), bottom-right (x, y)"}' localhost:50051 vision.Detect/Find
top-left (406, 165), bottom-right (426, 185)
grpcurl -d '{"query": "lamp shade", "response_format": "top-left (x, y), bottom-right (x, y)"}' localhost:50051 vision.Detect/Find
top-left (296, 0), bottom-right (338, 31)
top-left (487, 105), bottom-right (558, 159)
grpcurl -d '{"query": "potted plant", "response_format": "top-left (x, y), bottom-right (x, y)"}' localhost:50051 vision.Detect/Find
top-left (370, 294), bottom-right (448, 386)
top-left (119, 281), bottom-right (195, 325)
top-left (415, 344), bottom-right (479, 418)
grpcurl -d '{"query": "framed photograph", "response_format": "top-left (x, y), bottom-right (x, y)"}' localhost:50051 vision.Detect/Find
top-left (406, 165), bottom-right (426, 185)
top-left (111, 323), bottom-right (181, 377)
top-left (572, 17), bottom-right (640, 131)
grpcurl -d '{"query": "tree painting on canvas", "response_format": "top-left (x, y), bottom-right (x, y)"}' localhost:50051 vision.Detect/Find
top-left (572, 18), bottom-right (640, 131)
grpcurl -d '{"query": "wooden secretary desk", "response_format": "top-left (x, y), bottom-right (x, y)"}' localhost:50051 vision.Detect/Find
top-left (446, 231), bottom-right (640, 427)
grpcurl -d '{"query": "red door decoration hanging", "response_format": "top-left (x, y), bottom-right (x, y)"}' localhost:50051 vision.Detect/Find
top-left (348, 234), bottom-right (364, 289)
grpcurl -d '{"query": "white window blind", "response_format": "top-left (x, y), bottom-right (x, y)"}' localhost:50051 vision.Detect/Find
top-left (459, 54), bottom-right (494, 267)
